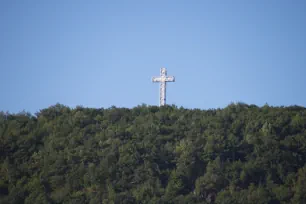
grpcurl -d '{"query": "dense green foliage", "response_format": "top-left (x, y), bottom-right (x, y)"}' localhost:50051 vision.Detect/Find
top-left (1, 103), bottom-right (306, 203)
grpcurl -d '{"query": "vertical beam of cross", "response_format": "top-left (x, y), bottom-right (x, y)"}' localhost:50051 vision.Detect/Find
top-left (152, 68), bottom-right (175, 106)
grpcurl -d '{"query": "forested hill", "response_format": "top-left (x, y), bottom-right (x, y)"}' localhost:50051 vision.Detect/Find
top-left (1, 104), bottom-right (306, 204)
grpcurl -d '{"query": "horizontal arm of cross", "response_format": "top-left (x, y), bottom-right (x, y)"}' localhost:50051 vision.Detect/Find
top-left (152, 77), bottom-right (162, 82)
top-left (165, 76), bottom-right (175, 82)
top-left (152, 76), bottom-right (175, 82)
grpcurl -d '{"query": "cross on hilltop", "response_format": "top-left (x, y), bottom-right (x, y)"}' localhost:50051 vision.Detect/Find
top-left (152, 68), bottom-right (175, 106)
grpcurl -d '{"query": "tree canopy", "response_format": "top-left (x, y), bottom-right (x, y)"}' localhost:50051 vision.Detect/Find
top-left (1, 103), bottom-right (306, 203)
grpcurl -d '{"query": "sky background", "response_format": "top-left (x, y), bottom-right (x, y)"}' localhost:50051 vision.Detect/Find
top-left (1, 0), bottom-right (306, 113)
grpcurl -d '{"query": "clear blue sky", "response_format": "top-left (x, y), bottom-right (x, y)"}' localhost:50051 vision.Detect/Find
top-left (1, 1), bottom-right (306, 113)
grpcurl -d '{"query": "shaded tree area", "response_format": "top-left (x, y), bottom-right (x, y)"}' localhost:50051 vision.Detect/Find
top-left (1, 103), bottom-right (306, 203)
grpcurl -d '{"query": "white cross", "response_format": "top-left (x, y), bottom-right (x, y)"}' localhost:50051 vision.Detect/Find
top-left (152, 68), bottom-right (175, 106)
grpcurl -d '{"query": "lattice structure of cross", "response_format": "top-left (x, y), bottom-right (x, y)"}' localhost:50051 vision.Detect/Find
top-left (152, 68), bottom-right (175, 106)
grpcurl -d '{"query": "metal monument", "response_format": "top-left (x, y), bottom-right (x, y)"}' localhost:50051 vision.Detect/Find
top-left (152, 68), bottom-right (175, 106)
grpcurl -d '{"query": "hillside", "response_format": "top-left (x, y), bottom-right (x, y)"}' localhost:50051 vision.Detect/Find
top-left (1, 103), bottom-right (306, 204)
